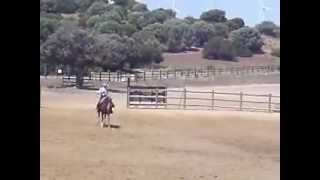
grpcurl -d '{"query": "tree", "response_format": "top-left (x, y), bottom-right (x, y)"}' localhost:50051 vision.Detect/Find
top-left (113, 0), bottom-right (129, 6)
top-left (127, 11), bottom-right (145, 29)
top-left (184, 16), bottom-right (198, 24)
top-left (164, 19), bottom-right (193, 52)
top-left (229, 27), bottom-right (264, 53)
top-left (92, 34), bottom-right (134, 70)
top-left (86, 1), bottom-right (109, 15)
top-left (200, 9), bottom-right (227, 23)
top-left (274, 27), bottom-right (280, 38)
top-left (231, 40), bottom-right (253, 57)
top-left (75, 0), bottom-right (99, 12)
top-left (96, 20), bottom-right (122, 34)
top-left (40, 23), bottom-right (95, 87)
top-left (132, 3), bottom-right (148, 12)
top-left (191, 20), bottom-right (216, 47)
top-left (40, 16), bottom-right (61, 44)
top-left (41, 0), bottom-right (79, 13)
top-left (143, 23), bottom-right (168, 45)
top-left (255, 21), bottom-right (278, 37)
top-left (226, 17), bottom-right (245, 31)
top-left (213, 23), bottom-right (229, 37)
top-left (203, 37), bottom-right (235, 61)
top-left (271, 47), bottom-right (280, 57)
top-left (132, 31), bottom-right (163, 65)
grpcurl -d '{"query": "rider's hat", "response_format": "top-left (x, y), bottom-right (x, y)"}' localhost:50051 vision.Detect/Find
top-left (102, 83), bottom-right (107, 87)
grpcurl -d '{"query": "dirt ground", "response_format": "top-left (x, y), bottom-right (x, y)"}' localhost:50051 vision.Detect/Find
top-left (161, 51), bottom-right (280, 69)
top-left (40, 84), bottom-right (280, 180)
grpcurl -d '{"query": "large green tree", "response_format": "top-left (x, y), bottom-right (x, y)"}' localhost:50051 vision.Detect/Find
top-left (40, 23), bottom-right (95, 87)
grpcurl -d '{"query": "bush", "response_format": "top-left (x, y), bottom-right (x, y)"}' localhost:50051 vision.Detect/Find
top-left (203, 37), bottom-right (235, 61)
top-left (255, 21), bottom-right (278, 37)
top-left (86, 1), bottom-right (108, 15)
top-left (40, 16), bottom-right (61, 43)
top-left (231, 40), bottom-right (253, 57)
top-left (41, 0), bottom-right (79, 13)
top-left (96, 21), bottom-right (122, 34)
top-left (226, 17), bottom-right (245, 31)
top-left (191, 21), bottom-right (216, 47)
top-left (271, 47), bottom-right (280, 57)
top-left (184, 16), bottom-right (198, 24)
top-left (229, 27), bottom-right (264, 53)
top-left (132, 3), bottom-right (148, 12)
top-left (274, 27), bottom-right (280, 38)
top-left (200, 9), bottom-right (227, 23)
top-left (213, 23), bottom-right (229, 37)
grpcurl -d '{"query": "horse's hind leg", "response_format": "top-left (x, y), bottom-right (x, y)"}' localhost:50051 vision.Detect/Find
top-left (108, 114), bottom-right (111, 129)
top-left (97, 112), bottom-right (101, 127)
top-left (101, 114), bottom-right (105, 128)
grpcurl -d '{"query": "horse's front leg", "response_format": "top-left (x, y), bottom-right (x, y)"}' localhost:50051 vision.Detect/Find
top-left (96, 112), bottom-right (101, 127)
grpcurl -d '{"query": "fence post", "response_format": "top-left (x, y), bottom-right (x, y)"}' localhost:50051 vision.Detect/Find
top-left (99, 72), bottom-right (102, 81)
top-left (164, 89), bottom-right (167, 108)
top-left (174, 68), bottom-right (177, 79)
top-left (166, 70), bottom-right (169, 79)
top-left (151, 70), bottom-right (154, 79)
top-left (159, 70), bottom-right (162, 80)
top-left (155, 88), bottom-right (159, 109)
top-left (240, 92), bottom-right (243, 111)
top-left (268, 93), bottom-right (272, 113)
top-left (143, 71), bottom-right (146, 81)
top-left (127, 78), bottom-right (130, 108)
top-left (212, 90), bottom-right (215, 110)
top-left (40, 84), bottom-right (41, 108)
top-left (183, 88), bottom-right (187, 109)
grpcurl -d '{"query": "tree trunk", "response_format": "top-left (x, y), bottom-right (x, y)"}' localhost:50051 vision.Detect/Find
top-left (75, 67), bottom-right (84, 88)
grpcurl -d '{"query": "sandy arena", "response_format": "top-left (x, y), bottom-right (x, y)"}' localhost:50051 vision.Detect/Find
top-left (40, 84), bottom-right (280, 180)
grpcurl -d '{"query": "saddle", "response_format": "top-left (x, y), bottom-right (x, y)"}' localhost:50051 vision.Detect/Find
top-left (97, 96), bottom-right (115, 113)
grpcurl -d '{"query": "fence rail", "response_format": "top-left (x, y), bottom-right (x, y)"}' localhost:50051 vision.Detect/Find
top-left (90, 65), bottom-right (279, 82)
top-left (58, 64), bottom-right (280, 87)
top-left (127, 86), bottom-right (280, 113)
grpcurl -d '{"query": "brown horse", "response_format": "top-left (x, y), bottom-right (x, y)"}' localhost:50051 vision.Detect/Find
top-left (97, 97), bottom-right (115, 128)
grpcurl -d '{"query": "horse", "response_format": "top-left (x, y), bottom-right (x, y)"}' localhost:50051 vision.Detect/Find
top-left (97, 96), bottom-right (115, 128)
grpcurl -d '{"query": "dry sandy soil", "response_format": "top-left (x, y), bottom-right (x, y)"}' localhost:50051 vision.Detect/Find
top-left (41, 84), bottom-right (280, 180)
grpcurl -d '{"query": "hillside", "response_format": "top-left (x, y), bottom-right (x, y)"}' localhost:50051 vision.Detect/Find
top-left (160, 35), bottom-right (280, 69)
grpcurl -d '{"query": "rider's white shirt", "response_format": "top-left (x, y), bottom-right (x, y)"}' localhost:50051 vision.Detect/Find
top-left (97, 87), bottom-right (108, 97)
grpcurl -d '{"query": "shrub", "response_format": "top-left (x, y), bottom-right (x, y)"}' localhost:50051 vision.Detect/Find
top-left (226, 17), bottom-right (245, 31)
top-left (271, 47), bottom-right (280, 57)
top-left (255, 21), bottom-right (278, 37)
top-left (229, 27), bottom-right (264, 53)
top-left (231, 40), bottom-right (253, 57)
top-left (203, 37), bottom-right (235, 61)
top-left (200, 9), bottom-right (227, 23)
top-left (191, 20), bottom-right (216, 47)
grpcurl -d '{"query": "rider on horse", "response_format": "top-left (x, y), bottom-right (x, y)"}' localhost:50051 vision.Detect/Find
top-left (96, 83), bottom-right (114, 112)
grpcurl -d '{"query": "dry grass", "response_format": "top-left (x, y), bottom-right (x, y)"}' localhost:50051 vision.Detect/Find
top-left (41, 85), bottom-right (279, 180)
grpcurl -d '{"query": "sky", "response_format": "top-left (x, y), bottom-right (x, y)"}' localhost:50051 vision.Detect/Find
top-left (138, 0), bottom-right (280, 27)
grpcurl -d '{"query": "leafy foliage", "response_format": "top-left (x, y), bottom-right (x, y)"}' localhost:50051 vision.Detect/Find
top-left (229, 27), bottom-right (264, 53)
top-left (203, 37), bottom-right (235, 61)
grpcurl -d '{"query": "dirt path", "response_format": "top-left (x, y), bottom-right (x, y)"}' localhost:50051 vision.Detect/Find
top-left (41, 84), bottom-right (280, 180)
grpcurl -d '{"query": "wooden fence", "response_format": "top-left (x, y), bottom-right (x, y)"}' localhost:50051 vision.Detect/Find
top-left (89, 65), bottom-right (280, 82)
top-left (127, 86), bottom-right (280, 113)
top-left (61, 65), bottom-right (280, 87)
